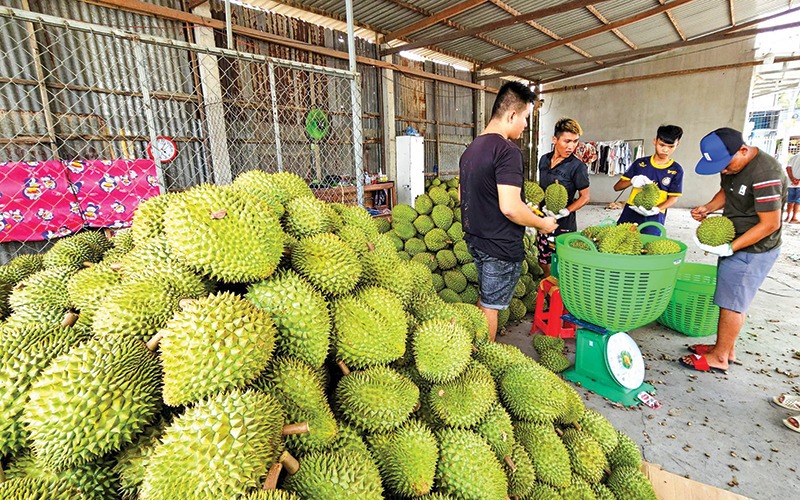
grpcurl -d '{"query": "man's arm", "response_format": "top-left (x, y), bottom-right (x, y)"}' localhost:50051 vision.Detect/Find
top-left (658, 195), bottom-right (679, 211)
top-left (730, 210), bottom-right (781, 252)
top-left (613, 177), bottom-right (631, 191)
top-left (691, 188), bottom-right (726, 221)
top-left (567, 187), bottom-right (590, 213)
top-left (497, 184), bottom-right (558, 231)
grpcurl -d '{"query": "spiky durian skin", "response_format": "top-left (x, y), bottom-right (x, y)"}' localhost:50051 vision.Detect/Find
top-left (392, 203), bottom-right (418, 223)
top-left (514, 421), bottom-right (572, 489)
top-left (159, 291), bottom-right (276, 406)
top-left (558, 475), bottom-right (595, 499)
top-left (533, 335), bottom-right (565, 354)
top-left (538, 350), bottom-right (571, 373)
top-left (428, 361), bottom-right (497, 428)
top-left (592, 482), bottom-right (617, 500)
top-left (291, 232), bottom-right (362, 296)
top-left (360, 247), bottom-right (414, 304)
top-left (283, 195), bottom-right (333, 239)
top-left (245, 490), bottom-right (301, 500)
top-left (66, 262), bottom-right (121, 325)
top-left (428, 186), bottom-right (451, 206)
top-left (326, 422), bottom-right (371, 456)
top-left (246, 270), bottom-right (330, 367)
top-left (525, 482), bottom-right (563, 499)
top-left (0, 325), bottom-right (91, 458)
top-left (544, 182), bottom-right (568, 213)
top-left (451, 303), bottom-right (489, 343)
top-left (509, 297), bottom-right (527, 321)
top-left (7, 266), bottom-right (77, 326)
top-left (633, 182), bottom-right (660, 209)
top-left (577, 409), bottom-right (619, 455)
top-left (435, 428), bottom-right (508, 500)
top-left (270, 171), bottom-right (314, 202)
top-left (607, 430), bottom-right (642, 469)
top-left (163, 184), bottom-right (285, 283)
top-left (368, 420), bottom-right (439, 497)
top-left (561, 429), bottom-right (608, 484)
top-left (439, 287), bottom-right (461, 303)
top-left (283, 450), bottom-right (384, 500)
top-left (555, 384), bottom-right (585, 426)
top-left (4, 253), bottom-right (45, 279)
top-left (113, 420), bottom-right (167, 500)
top-left (24, 336), bottom-right (162, 471)
top-left (500, 362), bottom-right (569, 423)
top-left (131, 193), bottom-right (174, 244)
top-left (474, 403), bottom-right (515, 462)
top-left (0, 477), bottom-right (80, 499)
top-left (415, 193), bottom-right (434, 215)
top-left (140, 390), bottom-right (285, 500)
top-left (332, 293), bottom-right (406, 370)
top-left (605, 466), bottom-right (657, 500)
top-left (473, 341), bottom-right (528, 380)
top-left (91, 278), bottom-right (182, 342)
top-left (696, 215), bottom-right (736, 246)
top-left (251, 356), bottom-right (338, 454)
top-left (5, 451), bottom-right (119, 500)
top-left (413, 318), bottom-right (472, 384)
top-left (524, 180), bottom-right (545, 205)
top-left (643, 238), bottom-right (681, 255)
top-left (431, 204), bottom-right (454, 230)
top-left (230, 169), bottom-right (286, 217)
top-left (506, 442), bottom-right (537, 498)
top-left (43, 236), bottom-right (95, 270)
top-left (335, 365), bottom-right (419, 433)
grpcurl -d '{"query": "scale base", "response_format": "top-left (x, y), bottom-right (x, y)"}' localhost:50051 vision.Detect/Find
top-left (564, 368), bottom-right (655, 407)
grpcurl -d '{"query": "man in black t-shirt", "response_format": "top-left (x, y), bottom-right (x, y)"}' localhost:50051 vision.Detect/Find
top-left (459, 81), bottom-right (559, 341)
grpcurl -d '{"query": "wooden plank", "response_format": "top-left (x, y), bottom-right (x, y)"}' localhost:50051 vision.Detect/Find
top-left (642, 462), bottom-right (751, 500)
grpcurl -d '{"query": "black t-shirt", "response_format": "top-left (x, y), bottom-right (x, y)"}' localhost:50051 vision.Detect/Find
top-left (459, 134), bottom-right (525, 261)
top-left (537, 152), bottom-right (591, 232)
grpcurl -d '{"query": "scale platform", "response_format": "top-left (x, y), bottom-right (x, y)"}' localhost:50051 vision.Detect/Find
top-left (561, 315), bottom-right (655, 407)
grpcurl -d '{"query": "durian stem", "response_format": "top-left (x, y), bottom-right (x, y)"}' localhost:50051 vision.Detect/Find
top-left (0, 464), bottom-right (4, 482)
top-left (337, 360), bottom-right (351, 376)
top-left (109, 262), bottom-right (123, 271)
top-left (279, 451), bottom-right (300, 475)
top-left (572, 422), bottom-right (582, 432)
top-left (61, 311), bottom-right (79, 327)
top-left (82, 261), bottom-right (94, 268)
top-left (210, 209), bottom-right (228, 219)
top-left (145, 331), bottom-right (163, 351)
top-left (281, 422), bottom-right (310, 436)
top-left (504, 455), bottom-right (517, 472)
top-left (262, 462), bottom-right (282, 490)
top-left (12, 282), bottom-right (24, 291)
top-left (471, 344), bottom-right (478, 354)
top-left (178, 298), bottom-right (194, 309)
top-left (412, 401), bottom-right (421, 412)
top-left (366, 242), bottom-right (375, 252)
top-left (554, 427), bottom-right (564, 437)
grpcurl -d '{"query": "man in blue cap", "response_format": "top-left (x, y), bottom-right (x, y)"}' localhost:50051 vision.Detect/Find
top-left (680, 127), bottom-right (787, 373)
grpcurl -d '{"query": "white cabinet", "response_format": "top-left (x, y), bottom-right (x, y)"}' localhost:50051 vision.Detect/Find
top-left (395, 135), bottom-right (425, 206)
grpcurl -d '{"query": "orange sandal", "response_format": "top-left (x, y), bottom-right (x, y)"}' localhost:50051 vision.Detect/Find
top-left (783, 415), bottom-right (800, 433)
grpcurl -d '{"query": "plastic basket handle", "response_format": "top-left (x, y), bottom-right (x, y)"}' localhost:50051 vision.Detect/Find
top-left (638, 221), bottom-right (666, 237)
top-left (560, 232), bottom-right (599, 252)
top-left (598, 217), bottom-right (617, 227)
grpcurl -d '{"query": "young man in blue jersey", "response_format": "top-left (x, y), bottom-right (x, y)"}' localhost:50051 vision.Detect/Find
top-left (613, 125), bottom-right (684, 235)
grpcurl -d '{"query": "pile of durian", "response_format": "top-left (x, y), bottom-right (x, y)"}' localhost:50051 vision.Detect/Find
top-left (570, 223), bottom-right (683, 256)
top-left (0, 171), bottom-right (656, 499)
top-left (389, 177), bottom-right (544, 330)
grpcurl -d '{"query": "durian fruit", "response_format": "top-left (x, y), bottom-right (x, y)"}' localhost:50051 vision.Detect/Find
top-left (435, 428), bottom-right (508, 500)
top-left (327, 422), bottom-right (371, 456)
top-left (524, 181), bottom-right (545, 206)
top-left (500, 362), bottom-right (569, 423)
top-left (428, 360), bottom-right (497, 428)
top-left (332, 291), bottom-right (406, 370)
top-left (283, 450), bottom-right (384, 500)
top-left (497, 307), bottom-right (511, 331)
top-left (605, 466), bottom-right (657, 500)
top-left (393, 220), bottom-right (418, 241)
top-left (505, 442), bottom-right (537, 498)
top-left (230, 169), bottom-right (286, 217)
top-left (461, 262), bottom-right (478, 283)
top-left (245, 490), bottom-right (300, 500)
top-left (0, 477), bottom-right (79, 499)
top-left (405, 237), bottom-right (427, 256)
top-left (436, 249), bottom-right (457, 270)
top-left (415, 193), bottom-right (434, 215)
top-left (558, 475), bottom-right (596, 499)
top-left (632, 182), bottom-right (660, 209)
top-left (473, 340), bottom-right (529, 380)
top-left (0, 324), bottom-right (91, 458)
top-left (66, 262), bottom-right (121, 325)
top-left (607, 430), bottom-right (642, 469)
top-left (428, 186), bottom-right (451, 206)
top-left (24, 336), bottom-right (162, 470)
top-left (696, 216), bottom-right (735, 246)
top-left (335, 365), bottom-right (419, 433)
top-left (509, 297), bottom-right (526, 322)
top-left (473, 403), bottom-right (515, 463)
top-left (414, 214), bottom-right (435, 235)
top-left (592, 482), bottom-right (617, 500)
top-left (392, 203), bottom-right (418, 223)
top-left (643, 238), bottom-right (681, 255)
top-left (7, 266), bottom-right (77, 326)
top-left (533, 334), bottom-right (565, 353)
top-left (555, 384), bottom-right (586, 427)
top-left (270, 171), bottom-right (315, 202)
top-left (447, 222), bottom-right (464, 242)
top-left (43, 234), bottom-right (96, 270)
top-left (113, 420), bottom-right (168, 500)
top-left (336, 224), bottom-right (372, 256)
top-left (360, 247), bottom-right (414, 304)
top-left (544, 181), bottom-right (568, 213)
top-left (283, 196), bottom-right (334, 239)
top-left (139, 390), bottom-right (286, 500)
top-left (431, 205), bottom-right (454, 230)
top-left (159, 292), bottom-right (277, 406)
top-left (453, 240), bottom-right (473, 264)
top-left (5, 451), bottom-right (119, 500)
top-left (514, 421), bottom-right (572, 488)
top-left (246, 270), bottom-right (330, 367)
top-left (413, 318), bottom-right (472, 383)
top-left (340, 205), bottom-right (381, 239)
top-left (598, 223), bottom-right (643, 255)
top-left (538, 350), bottom-right (571, 373)
top-left (561, 428), bottom-right (608, 484)
top-left (368, 419), bottom-right (438, 497)
top-left (162, 184), bottom-right (285, 283)
top-left (252, 356), bottom-right (338, 454)
top-left (450, 302), bottom-right (489, 343)
top-left (424, 228), bottom-right (451, 252)
top-left (439, 288), bottom-right (461, 303)
top-left (0, 254), bottom-right (45, 317)
top-left (131, 193), bottom-right (174, 244)
top-left (408, 259), bottom-right (436, 293)
top-left (373, 217), bottom-right (391, 234)
top-left (291, 232), bottom-right (361, 296)
top-left (443, 269), bottom-right (467, 293)
top-left (526, 482), bottom-right (563, 499)
top-left (577, 409), bottom-right (619, 455)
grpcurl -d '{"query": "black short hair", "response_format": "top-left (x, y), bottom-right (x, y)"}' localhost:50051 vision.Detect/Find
top-left (657, 125), bottom-right (683, 144)
top-left (491, 81), bottom-right (536, 119)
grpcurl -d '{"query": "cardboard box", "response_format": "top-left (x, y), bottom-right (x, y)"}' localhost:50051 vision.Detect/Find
top-left (642, 462), bottom-right (751, 500)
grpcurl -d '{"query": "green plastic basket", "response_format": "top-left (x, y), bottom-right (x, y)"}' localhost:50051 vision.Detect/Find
top-left (554, 222), bottom-right (686, 332)
top-left (657, 262), bottom-right (719, 337)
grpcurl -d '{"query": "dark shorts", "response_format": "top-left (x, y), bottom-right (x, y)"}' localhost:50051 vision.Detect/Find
top-left (616, 205), bottom-right (667, 236)
top-left (536, 227), bottom-right (571, 264)
top-left (467, 243), bottom-right (522, 310)
top-left (788, 187), bottom-right (800, 204)
top-left (714, 247), bottom-right (780, 313)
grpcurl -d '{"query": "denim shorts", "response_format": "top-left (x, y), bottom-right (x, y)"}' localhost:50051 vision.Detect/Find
top-left (714, 247), bottom-right (780, 313)
top-left (466, 243), bottom-right (522, 310)
top-left (788, 187), bottom-right (800, 204)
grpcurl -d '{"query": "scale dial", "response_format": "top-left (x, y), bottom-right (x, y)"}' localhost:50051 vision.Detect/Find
top-left (146, 136), bottom-right (178, 163)
top-left (605, 332), bottom-right (645, 389)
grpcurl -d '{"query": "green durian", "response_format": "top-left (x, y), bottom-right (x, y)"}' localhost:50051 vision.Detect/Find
top-left (230, 169), bottom-right (286, 217)
top-left (632, 182), bottom-right (660, 209)
top-left (696, 215), bottom-right (735, 246)
top-left (605, 466), bottom-right (657, 500)
top-left (561, 428), bottom-right (608, 484)
top-left (514, 421), bottom-right (572, 488)
top-left (524, 181), bottom-right (545, 206)
top-left (643, 238), bottom-right (682, 255)
top-left (415, 193), bottom-right (434, 215)
top-left (292, 232), bottom-right (361, 296)
top-left (368, 420), bottom-right (438, 497)
top-left (544, 181), bottom-right (568, 213)
top-left (335, 365), bottom-right (419, 433)
top-left (435, 428), bottom-right (508, 500)
top-left (283, 451), bottom-right (384, 500)
top-left (392, 203), bottom-right (418, 223)
top-left (131, 193), bottom-right (174, 244)
top-left (577, 409), bottom-right (619, 454)
top-left (413, 318), bottom-right (472, 384)
top-left (283, 196), bottom-right (334, 239)
top-left (428, 361), bottom-right (497, 428)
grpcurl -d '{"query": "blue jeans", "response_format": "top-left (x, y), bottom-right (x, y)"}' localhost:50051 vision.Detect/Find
top-left (714, 247), bottom-right (780, 313)
top-left (466, 243), bottom-right (522, 310)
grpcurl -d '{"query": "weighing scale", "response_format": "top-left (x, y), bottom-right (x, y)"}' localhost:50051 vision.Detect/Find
top-left (562, 314), bottom-right (657, 407)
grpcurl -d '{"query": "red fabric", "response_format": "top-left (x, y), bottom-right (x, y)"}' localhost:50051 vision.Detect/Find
top-left (0, 159), bottom-right (160, 242)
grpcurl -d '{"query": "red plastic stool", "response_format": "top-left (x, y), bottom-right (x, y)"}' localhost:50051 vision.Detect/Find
top-left (530, 276), bottom-right (576, 339)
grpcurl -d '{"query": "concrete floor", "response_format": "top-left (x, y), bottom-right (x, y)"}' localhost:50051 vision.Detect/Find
top-left (498, 204), bottom-right (800, 500)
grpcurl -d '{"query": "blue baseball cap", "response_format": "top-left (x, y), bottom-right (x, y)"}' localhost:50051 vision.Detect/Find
top-left (695, 127), bottom-right (745, 175)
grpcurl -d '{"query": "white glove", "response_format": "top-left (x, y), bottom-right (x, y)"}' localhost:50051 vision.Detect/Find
top-left (542, 207), bottom-right (570, 220)
top-left (693, 235), bottom-right (733, 257)
top-left (630, 175), bottom-right (652, 189)
top-left (630, 205), bottom-right (661, 217)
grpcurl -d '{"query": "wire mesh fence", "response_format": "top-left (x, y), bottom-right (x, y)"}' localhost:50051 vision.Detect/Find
top-left (0, 6), bottom-right (362, 263)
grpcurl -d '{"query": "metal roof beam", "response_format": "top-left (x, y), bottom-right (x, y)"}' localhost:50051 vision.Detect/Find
top-left (586, 4), bottom-right (637, 49)
top-left (658, 0), bottom-right (687, 40)
top-left (380, 0), bottom-right (611, 56)
top-left (729, 0), bottom-right (736, 26)
top-left (382, 0), bottom-right (488, 43)
top-left (481, 0), bottom-right (696, 70)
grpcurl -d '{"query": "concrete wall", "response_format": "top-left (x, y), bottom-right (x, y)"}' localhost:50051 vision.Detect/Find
top-left (538, 38), bottom-right (756, 208)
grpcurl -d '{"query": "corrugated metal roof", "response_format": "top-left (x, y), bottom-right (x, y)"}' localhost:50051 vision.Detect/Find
top-left (241, 0), bottom-right (798, 83)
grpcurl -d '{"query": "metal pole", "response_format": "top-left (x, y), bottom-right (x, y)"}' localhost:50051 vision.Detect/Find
top-left (133, 40), bottom-right (166, 193)
top-left (346, 0), bottom-right (364, 207)
top-left (268, 61), bottom-right (284, 172)
top-left (225, 0), bottom-right (233, 50)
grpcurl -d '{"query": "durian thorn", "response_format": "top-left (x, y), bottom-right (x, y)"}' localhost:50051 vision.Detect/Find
top-left (554, 427), bottom-right (564, 437)
top-left (145, 331), bottom-right (164, 351)
top-left (279, 450), bottom-right (300, 475)
top-left (210, 209), bottom-right (227, 219)
top-left (337, 360), bottom-right (350, 376)
top-left (61, 311), bottom-right (79, 327)
top-left (281, 422), bottom-right (310, 436)
top-left (178, 298), bottom-right (194, 309)
top-left (366, 241), bottom-right (375, 252)
top-left (82, 261), bottom-right (94, 268)
top-left (12, 282), bottom-right (25, 291)
top-left (109, 262), bottom-right (123, 271)
top-left (504, 455), bottom-right (517, 472)
top-left (262, 462), bottom-right (282, 490)
top-left (471, 344), bottom-right (478, 353)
